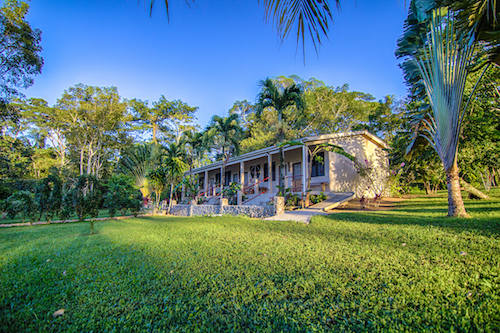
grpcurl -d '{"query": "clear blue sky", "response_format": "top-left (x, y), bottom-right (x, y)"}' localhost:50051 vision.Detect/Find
top-left (22, 0), bottom-right (409, 127)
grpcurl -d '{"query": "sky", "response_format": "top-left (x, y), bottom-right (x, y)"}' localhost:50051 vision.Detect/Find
top-left (21, 0), bottom-right (410, 127)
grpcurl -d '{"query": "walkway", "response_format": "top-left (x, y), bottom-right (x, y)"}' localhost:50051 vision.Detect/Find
top-left (264, 208), bottom-right (327, 224)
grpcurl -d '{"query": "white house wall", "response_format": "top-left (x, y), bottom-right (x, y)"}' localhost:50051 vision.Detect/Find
top-left (328, 135), bottom-right (389, 198)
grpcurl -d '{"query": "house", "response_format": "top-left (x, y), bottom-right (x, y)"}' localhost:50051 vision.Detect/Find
top-left (183, 131), bottom-right (389, 206)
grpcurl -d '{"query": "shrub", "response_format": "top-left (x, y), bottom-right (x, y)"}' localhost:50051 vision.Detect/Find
top-left (310, 192), bottom-right (327, 205)
top-left (60, 187), bottom-right (74, 221)
top-left (5, 191), bottom-right (37, 223)
top-left (67, 175), bottom-right (102, 234)
top-left (104, 175), bottom-right (143, 217)
top-left (34, 172), bottom-right (62, 222)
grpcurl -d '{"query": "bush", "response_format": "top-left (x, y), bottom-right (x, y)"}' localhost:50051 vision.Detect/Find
top-left (309, 192), bottom-right (327, 205)
top-left (5, 191), bottom-right (37, 223)
top-left (34, 172), bottom-right (62, 222)
top-left (104, 174), bottom-right (143, 217)
top-left (60, 187), bottom-right (74, 221)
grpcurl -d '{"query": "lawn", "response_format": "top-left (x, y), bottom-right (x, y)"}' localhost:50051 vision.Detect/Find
top-left (0, 193), bottom-right (499, 331)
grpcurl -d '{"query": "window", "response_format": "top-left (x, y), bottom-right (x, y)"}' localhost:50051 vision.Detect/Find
top-left (215, 173), bottom-right (221, 185)
top-left (311, 152), bottom-right (325, 177)
top-left (272, 162), bottom-right (276, 181)
top-left (264, 163), bottom-right (268, 180)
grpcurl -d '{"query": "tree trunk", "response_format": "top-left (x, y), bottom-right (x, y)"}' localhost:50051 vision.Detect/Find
top-left (168, 183), bottom-right (174, 214)
top-left (152, 123), bottom-right (158, 144)
top-left (446, 161), bottom-right (469, 217)
top-left (460, 178), bottom-right (489, 200)
top-left (424, 181), bottom-right (431, 195)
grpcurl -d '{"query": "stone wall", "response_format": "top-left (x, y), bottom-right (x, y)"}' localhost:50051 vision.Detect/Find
top-left (167, 204), bottom-right (275, 218)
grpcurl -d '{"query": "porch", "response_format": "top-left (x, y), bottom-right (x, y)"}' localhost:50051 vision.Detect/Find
top-left (183, 143), bottom-right (329, 206)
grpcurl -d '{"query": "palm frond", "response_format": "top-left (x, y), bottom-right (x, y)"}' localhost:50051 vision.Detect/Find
top-left (415, 8), bottom-right (475, 171)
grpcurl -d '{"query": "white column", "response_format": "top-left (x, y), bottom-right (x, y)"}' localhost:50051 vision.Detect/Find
top-left (302, 145), bottom-right (307, 195)
top-left (220, 166), bottom-right (224, 195)
top-left (238, 161), bottom-right (245, 205)
top-left (204, 170), bottom-right (208, 197)
top-left (267, 153), bottom-right (273, 195)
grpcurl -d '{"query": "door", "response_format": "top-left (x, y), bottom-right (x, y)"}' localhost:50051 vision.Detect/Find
top-left (292, 162), bottom-right (302, 192)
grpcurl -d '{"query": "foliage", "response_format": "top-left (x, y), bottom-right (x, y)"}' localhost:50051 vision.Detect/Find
top-left (0, 135), bottom-right (32, 179)
top-left (147, 0), bottom-right (339, 58)
top-left (2, 193), bottom-right (498, 331)
top-left (222, 182), bottom-right (241, 205)
top-left (5, 190), bottom-right (36, 222)
top-left (208, 114), bottom-right (243, 160)
top-left (56, 84), bottom-right (131, 177)
top-left (34, 171), bottom-right (62, 222)
top-left (130, 96), bottom-right (197, 144)
top-left (118, 143), bottom-right (162, 198)
top-left (146, 166), bottom-right (168, 210)
top-left (309, 192), bottom-right (327, 204)
top-left (0, 0), bottom-right (43, 116)
top-left (68, 175), bottom-right (102, 233)
top-left (255, 77), bottom-right (305, 195)
top-left (103, 174), bottom-right (143, 217)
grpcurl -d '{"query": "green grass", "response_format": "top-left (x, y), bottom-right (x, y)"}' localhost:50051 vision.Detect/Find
top-left (0, 209), bottom-right (130, 225)
top-left (0, 193), bottom-right (499, 331)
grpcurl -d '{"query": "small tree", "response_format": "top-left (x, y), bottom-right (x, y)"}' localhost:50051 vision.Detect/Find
top-left (104, 174), bottom-right (142, 217)
top-left (34, 172), bottom-right (62, 222)
top-left (147, 167), bottom-right (168, 212)
top-left (6, 190), bottom-right (37, 224)
top-left (70, 175), bottom-right (101, 234)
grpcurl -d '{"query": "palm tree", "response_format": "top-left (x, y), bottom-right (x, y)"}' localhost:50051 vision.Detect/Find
top-left (400, 8), bottom-right (476, 217)
top-left (119, 143), bottom-right (162, 198)
top-left (208, 114), bottom-right (243, 201)
top-left (256, 78), bottom-right (305, 196)
top-left (162, 141), bottom-right (189, 213)
top-left (183, 129), bottom-right (210, 168)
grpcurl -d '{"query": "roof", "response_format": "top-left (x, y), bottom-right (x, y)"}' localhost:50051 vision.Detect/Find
top-left (188, 131), bottom-right (387, 174)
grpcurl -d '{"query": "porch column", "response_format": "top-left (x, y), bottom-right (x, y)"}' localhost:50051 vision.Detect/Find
top-left (220, 166), bottom-right (224, 196)
top-left (204, 170), bottom-right (208, 197)
top-left (267, 153), bottom-right (273, 195)
top-left (302, 145), bottom-right (307, 195)
top-left (238, 161), bottom-right (244, 205)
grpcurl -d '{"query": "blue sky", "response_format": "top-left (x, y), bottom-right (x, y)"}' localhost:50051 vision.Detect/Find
top-left (23, 0), bottom-right (409, 127)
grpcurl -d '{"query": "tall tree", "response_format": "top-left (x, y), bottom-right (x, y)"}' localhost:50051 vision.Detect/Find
top-left (208, 114), bottom-right (243, 200)
top-left (130, 96), bottom-right (197, 144)
top-left (162, 141), bottom-right (188, 213)
top-left (398, 7), bottom-right (476, 217)
top-left (0, 0), bottom-right (43, 119)
top-left (57, 84), bottom-right (131, 177)
top-left (256, 78), bottom-right (305, 195)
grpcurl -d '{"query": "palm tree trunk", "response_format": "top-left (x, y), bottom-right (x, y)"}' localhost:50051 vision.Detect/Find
top-left (446, 160), bottom-right (468, 217)
top-left (168, 183), bottom-right (174, 214)
top-left (152, 123), bottom-right (158, 145)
